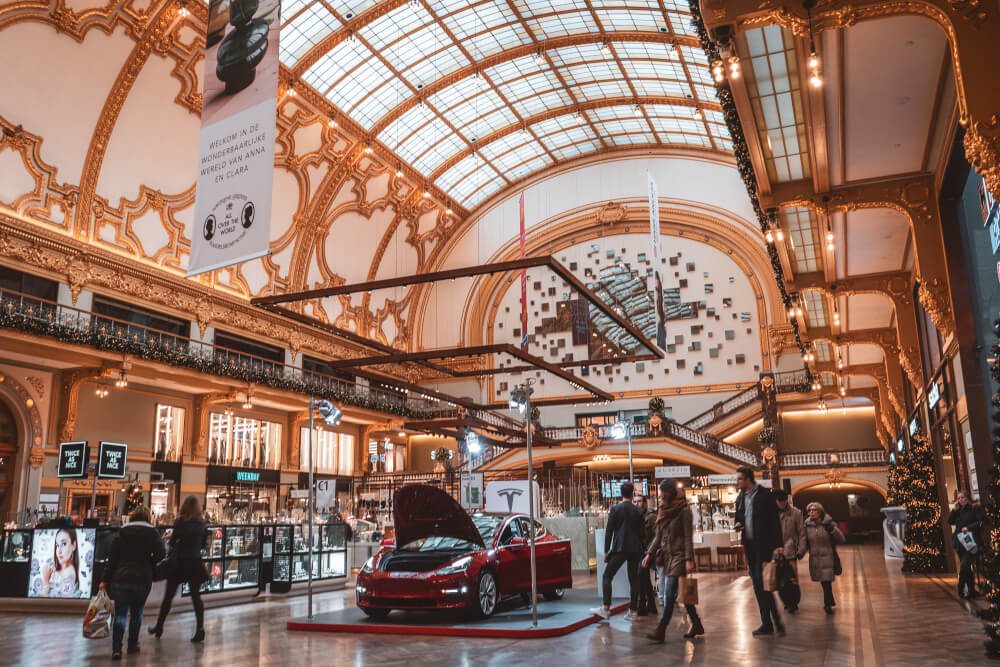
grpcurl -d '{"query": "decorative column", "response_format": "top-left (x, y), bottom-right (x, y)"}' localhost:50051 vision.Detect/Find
top-left (757, 372), bottom-right (780, 485)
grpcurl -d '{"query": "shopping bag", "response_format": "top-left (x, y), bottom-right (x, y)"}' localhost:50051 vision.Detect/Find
top-left (679, 576), bottom-right (699, 606)
top-left (82, 590), bottom-right (114, 640)
top-left (762, 560), bottom-right (778, 591)
top-left (776, 559), bottom-right (801, 608)
top-left (957, 531), bottom-right (978, 554)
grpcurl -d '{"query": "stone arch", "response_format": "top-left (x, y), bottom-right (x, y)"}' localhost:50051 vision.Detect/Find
top-left (790, 476), bottom-right (887, 499)
top-left (0, 373), bottom-right (44, 514)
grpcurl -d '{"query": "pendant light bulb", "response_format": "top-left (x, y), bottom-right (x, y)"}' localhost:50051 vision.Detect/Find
top-left (776, 229), bottom-right (784, 242)
top-left (765, 229), bottom-right (774, 244)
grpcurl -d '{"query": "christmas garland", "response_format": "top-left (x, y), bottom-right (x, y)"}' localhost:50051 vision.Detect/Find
top-left (688, 0), bottom-right (812, 378)
top-left (0, 305), bottom-right (420, 419)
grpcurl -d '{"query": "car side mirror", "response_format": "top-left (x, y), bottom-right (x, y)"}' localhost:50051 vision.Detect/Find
top-left (509, 536), bottom-right (527, 546)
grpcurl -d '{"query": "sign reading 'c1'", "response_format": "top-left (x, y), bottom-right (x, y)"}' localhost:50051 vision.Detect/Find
top-left (97, 442), bottom-right (128, 479)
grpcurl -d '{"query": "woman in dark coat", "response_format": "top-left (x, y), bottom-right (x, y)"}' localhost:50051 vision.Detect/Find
top-left (100, 506), bottom-right (165, 660)
top-left (149, 495), bottom-right (208, 642)
top-left (804, 502), bottom-right (845, 614)
top-left (642, 479), bottom-right (704, 642)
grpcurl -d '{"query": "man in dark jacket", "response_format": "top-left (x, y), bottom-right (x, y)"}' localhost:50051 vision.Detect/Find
top-left (948, 490), bottom-right (982, 598)
top-left (635, 494), bottom-right (658, 616)
top-left (100, 507), bottom-right (165, 659)
top-left (591, 481), bottom-right (644, 620)
top-left (734, 467), bottom-right (784, 635)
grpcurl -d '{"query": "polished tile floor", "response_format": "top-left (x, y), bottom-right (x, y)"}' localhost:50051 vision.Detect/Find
top-left (0, 544), bottom-right (986, 665)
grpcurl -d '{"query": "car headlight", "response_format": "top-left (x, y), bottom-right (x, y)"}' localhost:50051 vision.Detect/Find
top-left (435, 555), bottom-right (473, 575)
top-left (361, 556), bottom-right (375, 574)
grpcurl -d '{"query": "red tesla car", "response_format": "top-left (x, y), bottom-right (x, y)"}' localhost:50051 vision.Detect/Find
top-left (355, 484), bottom-right (572, 619)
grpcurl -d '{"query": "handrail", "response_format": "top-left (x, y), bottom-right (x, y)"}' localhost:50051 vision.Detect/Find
top-left (779, 449), bottom-right (887, 468)
top-left (682, 384), bottom-right (760, 431)
top-left (0, 287), bottom-right (460, 419)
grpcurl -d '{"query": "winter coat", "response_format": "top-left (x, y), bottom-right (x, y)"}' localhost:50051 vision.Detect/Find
top-left (947, 504), bottom-right (982, 551)
top-left (804, 515), bottom-right (845, 582)
top-left (645, 506), bottom-right (694, 577)
top-left (735, 484), bottom-right (782, 562)
top-left (641, 509), bottom-right (657, 551)
top-left (168, 517), bottom-right (208, 585)
top-left (779, 504), bottom-right (807, 574)
top-left (102, 521), bottom-right (166, 587)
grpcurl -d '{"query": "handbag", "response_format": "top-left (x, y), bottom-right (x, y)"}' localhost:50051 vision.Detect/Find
top-left (154, 550), bottom-right (177, 582)
top-left (82, 590), bottom-right (114, 639)
top-left (762, 560), bottom-right (778, 591)
top-left (776, 557), bottom-right (801, 608)
top-left (832, 542), bottom-right (843, 576)
top-left (679, 576), bottom-right (699, 606)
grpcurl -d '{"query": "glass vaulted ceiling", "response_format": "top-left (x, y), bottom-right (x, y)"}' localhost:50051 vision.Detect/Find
top-left (279, 0), bottom-right (731, 209)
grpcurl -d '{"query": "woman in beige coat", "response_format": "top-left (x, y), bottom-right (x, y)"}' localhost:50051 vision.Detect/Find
top-left (804, 502), bottom-right (845, 614)
top-left (641, 479), bottom-right (704, 642)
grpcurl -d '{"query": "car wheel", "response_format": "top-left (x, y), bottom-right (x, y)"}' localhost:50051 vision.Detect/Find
top-left (476, 570), bottom-right (498, 618)
top-left (543, 589), bottom-right (565, 601)
top-left (361, 607), bottom-right (391, 619)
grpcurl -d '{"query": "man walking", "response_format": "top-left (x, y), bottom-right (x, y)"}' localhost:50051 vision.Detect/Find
top-left (734, 467), bottom-right (784, 635)
top-left (948, 490), bottom-right (982, 599)
top-left (635, 494), bottom-right (658, 616)
top-left (774, 489), bottom-right (806, 612)
top-left (591, 481), bottom-right (644, 620)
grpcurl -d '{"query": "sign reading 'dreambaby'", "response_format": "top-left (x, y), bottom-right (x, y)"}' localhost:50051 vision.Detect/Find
top-left (97, 441), bottom-right (128, 479)
top-left (187, 0), bottom-right (282, 277)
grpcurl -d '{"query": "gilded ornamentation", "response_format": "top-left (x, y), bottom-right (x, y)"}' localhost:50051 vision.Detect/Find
top-left (647, 412), bottom-right (664, 435)
top-left (65, 254), bottom-right (92, 304)
top-left (917, 279), bottom-right (954, 340)
top-left (964, 115), bottom-right (1000, 201)
top-left (580, 425), bottom-right (601, 450)
top-left (596, 201), bottom-right (627, 225)
top-left (23, 375), bottom-right (45, 399)
top-left (761, 445), bottom-right (777, 464)
top-left (0, 373), bottom-right (44, 467)
top-left (947, 0), bottom-right (988, 26)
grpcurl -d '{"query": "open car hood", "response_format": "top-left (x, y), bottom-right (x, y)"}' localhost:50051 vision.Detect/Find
top-left (393, 484), bottom-right (485, 549)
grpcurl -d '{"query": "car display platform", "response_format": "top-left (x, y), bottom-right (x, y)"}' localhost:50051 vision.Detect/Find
top-left (286, 588), bottom-right (630, 638)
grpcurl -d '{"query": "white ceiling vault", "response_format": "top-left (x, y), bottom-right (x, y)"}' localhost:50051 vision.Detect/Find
top-left (279, 0), bottom-right (732, 210)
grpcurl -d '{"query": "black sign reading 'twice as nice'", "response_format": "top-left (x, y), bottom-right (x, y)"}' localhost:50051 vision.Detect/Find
top-left (97, 442), bottom-right (128, 479)
top-left (57, 441), bottom-right (89, 478)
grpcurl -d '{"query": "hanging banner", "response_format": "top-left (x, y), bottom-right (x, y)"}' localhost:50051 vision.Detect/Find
top-left (647, 170), bottom-right (665, 350)
top-left (315, 479), bottom-right (336, 512)
top-left (519, 192), bottom-right (528, 350)
top-left (569, 298), bottom-right (590, 346)
top-left (187, 0), bottom-right (282, 277)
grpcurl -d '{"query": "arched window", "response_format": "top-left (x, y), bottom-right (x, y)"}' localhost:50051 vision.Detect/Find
top-left (0, 399), bottom-right (18, 515)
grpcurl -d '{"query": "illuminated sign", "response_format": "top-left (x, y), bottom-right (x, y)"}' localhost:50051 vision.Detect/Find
top-left (234, 470), bottom-right (260, 482)
top-left (97, 441), bottom-right (128, 479)
top-left (57, 441), bottom-right (89, 478)
top-left (927, 382), bottom-right (941, 409)
top-left (896, 439), bottom-right (905, 453)
top-left (909, 419), bottom-right (919, 436)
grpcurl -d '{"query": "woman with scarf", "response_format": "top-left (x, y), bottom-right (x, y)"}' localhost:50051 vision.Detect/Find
top-left (642, 478), bottom-right (704, 642)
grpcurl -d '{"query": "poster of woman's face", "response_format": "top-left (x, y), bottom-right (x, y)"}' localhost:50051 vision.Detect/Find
top-left (28, 528), bottom-right (95, 598)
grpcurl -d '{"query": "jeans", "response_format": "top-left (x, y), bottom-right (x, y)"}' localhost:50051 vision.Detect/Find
top-left (658, 575), bottom-right (699, 627)
top-left (958, 550), bottom-right (976, 597)
top-left (155, 576), bottom-right (204, 631)
top-left (821, 580), bottom-right (835, 608)
top-left (603, 552), bottom-right (640, 609)
top-left (109, 581), bottom-right (152, 653)
top-left (744, 544), bottom-right (780, 628)
top-left (637, 562), bottom-right (657, 613)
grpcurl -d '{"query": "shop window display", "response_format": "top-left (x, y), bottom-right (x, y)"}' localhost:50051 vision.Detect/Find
top-left (208, 412), bottom-right (282, 468)
top-left (153, 404), bottom-right (185, 462)
top-left (300, 428), bottom-right (354, 475)
top-left (28, 527), bottom-right (95, 599)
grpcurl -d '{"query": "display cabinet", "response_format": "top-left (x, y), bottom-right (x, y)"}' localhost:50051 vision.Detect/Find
top-left (221, 525), bottom-right (259, 591)
top-left (272, 523), bottom-right (347, 586)
top-left (0, 529), bottom-right (31, 563)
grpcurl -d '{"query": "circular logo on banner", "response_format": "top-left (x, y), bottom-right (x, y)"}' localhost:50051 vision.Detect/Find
top-left (203, 215), bottom-right (216, 241)
top-left (203, 194), bottom-right (254, 250)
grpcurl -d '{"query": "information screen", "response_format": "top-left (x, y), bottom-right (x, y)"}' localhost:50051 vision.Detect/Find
top-left (28, 528), bottom-right (96, 599)
top-left (57, 442), bottom-right (89, 479)
top-left (601, 478), bottom-right (649, 499)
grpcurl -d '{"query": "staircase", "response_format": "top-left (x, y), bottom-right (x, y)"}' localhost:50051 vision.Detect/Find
top-left (681, 369), bottom-right (812, 434)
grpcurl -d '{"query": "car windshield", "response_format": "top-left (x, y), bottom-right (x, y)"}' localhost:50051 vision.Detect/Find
top-left (397, 515), bottom-right (504, 552)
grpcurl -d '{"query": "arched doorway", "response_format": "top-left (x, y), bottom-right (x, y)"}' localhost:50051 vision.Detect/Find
top-left (792, 481), bottom-right (887, 543)
top-left (0, 398), bottom-right (18, 517)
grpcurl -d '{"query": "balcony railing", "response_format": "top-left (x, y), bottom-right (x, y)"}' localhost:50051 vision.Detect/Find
top-left (779, 450), bottom-right (887, 468)
top-left (0, 287), bottom-right (459, 419)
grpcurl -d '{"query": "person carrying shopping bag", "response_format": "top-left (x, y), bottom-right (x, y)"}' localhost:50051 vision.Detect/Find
top-left (774, 490), bottom-right (806, 612)
top-left (148, 496), bottom-right (209, 642)
top-left (100, 506), bottom-right (165, 660)
top-left (643, 478), bottom-right (704, 643)
top-left (803, 502), bottom-right (846, 614)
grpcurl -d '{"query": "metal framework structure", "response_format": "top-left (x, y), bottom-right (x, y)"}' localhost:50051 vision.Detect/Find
top-left (278, 0), bottom-right (732, 209)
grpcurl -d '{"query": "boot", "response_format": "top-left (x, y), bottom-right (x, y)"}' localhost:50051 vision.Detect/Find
top-left (683, 618), bottom-right (705, 639)
top-left (647, 622), bottom-right (667, 643)
top-left (191, 628), bottom-right (205, 643)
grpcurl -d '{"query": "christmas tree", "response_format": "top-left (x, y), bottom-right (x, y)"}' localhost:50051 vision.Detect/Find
top-left (886, 454), bottom-right (906, 507)
top-left (978, 320), bottom-right (1000, 657)
top-left (898, 430), bottom-right (946, 573)
top-left (124, 485), bottom-right (144, 514)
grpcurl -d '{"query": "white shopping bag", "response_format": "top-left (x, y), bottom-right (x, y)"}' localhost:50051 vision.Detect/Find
top-left (957, 531), bottom-right (978, 554)
top-left (82, 589), bottom-right (114, 639)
